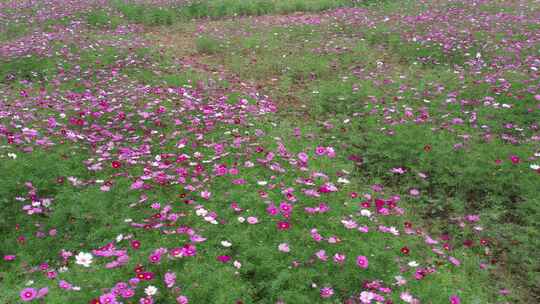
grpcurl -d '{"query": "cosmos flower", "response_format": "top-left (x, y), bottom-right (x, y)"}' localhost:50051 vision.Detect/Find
top-left (320, 287), bottom-right (334, 298)
top-left (75, 252), bottom-right (93, 267)
top-left (20, 288), bottom-right (37, 302)
top-left (356, 256), bottom-right (369, 269)
top-left (278, 243), bottom-right (290, 253)
top-left (145, 285), bottom-right (158, 296)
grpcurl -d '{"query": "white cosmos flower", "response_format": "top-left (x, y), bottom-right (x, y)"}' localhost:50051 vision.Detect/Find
top-left (75, 252), bottom-right (93, 267)
top-left (337, 177), bottom-right (350, 184)
top-left (389, 226), bottom-right (400, 236)
top-left (238, 217), bottom-right (245, 223)
top-left (360, 209), bottom-right (372, 217)
top-left (221, 241), bottom-right (232, 247)
top-left (145, 285), bottom-right (158, 296)
top-left (257, 181), bottom-right (268, 186)
top-left (530, 164), bottom-right (539, 170)
top-left (233, 260), bottom-right (242, 269)
top-left (408, 261), bottom-right (419, 267)
top-left (195, 208), bottom-right (208, 216)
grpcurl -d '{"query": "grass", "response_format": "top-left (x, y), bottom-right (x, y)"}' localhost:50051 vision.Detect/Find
top-left (1, 0), bottom-right (539, 303)
top-left (0, 22), bottom-right (29, 41)
top-left (86, 10), bottom-right (124, 29)
top-left (115, 0), bottom-right (365, 25)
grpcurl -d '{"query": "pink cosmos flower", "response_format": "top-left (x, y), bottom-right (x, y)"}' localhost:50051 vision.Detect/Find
top-left (409, 188), bottom-right (420, 196)
top-left (320, 287), bottom-right (334, 298)
top-left (37, 288), bottom-right (48, 299)
top-left (465, 214), bottom-right (480, 222)
top-left (359, 291), bottom-right (374, 303)
top-left (266, 204), bottom-right (279, 215)
top-left (297, 152), bottom-right (309, 163)
top-left (400, 292), bottom-right (414, 303)
top-left (356, 256), bottom-right (369, 269)
top-left (358, 226), bottom-right (369, 233)
top-left (164, 272), bottom-right (176, 288)
top-left (448, 256), bottom-right (461, 266)
top-left (149, 253), bottom-right (162, 264)
top-left (390, 167), bottom-right (407, 174)
top-left (279, 202), bottom-right (292, 213)
top-left (333, 253), bottom-right (346, 264)
top-left (47, 271), bottom-right (57, 279)
top-left (20, 288), bottom-right (37, 302)
top-left (58, 280), bottom-right (72, 290)
top-left (326, 147), bottom-right (335, 158)
top-left (247, 216), bottom-right (259, 224)
top-left (316, 250), bottom-right (328, 261)
top-left (176, 295), bottom-right (189, 304)
top-left (315, 146), bottom-right (327, 156)
top-left (121, 289), bottom-right (135, 298)
top-left (200, 190), bottom-right (211, 199)
top-left (140, 297), bottom-right (153, 304)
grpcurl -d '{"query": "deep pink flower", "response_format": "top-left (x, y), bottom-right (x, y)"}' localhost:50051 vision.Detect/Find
top-left (111, 161), bottom-right (122, 169)
top-left (277, 221), bottom-right (290, 230)
top-left (217, 255), bottom-right (231, 263)
top-left (3, 255), bottom-right (16, 261)
top-left (356, 255), bottom-right (369, 269)
top-left (509, 155), bottom-right (520, 164)
top-left (131, 240), bottom-right (141, 250)
top-left (449, 295), bottom-right (461, 304)
top-left (20, 288), bottom-right (37, 302)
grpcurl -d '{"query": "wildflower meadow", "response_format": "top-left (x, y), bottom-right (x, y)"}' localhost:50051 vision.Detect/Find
top-left (0, 0), bottom-right (539, 303)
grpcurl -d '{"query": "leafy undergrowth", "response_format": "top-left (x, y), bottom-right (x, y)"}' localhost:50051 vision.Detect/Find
top-left (1, 0), bottom-right (539, 304)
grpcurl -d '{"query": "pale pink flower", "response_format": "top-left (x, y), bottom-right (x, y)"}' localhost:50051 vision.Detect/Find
top-left (247, 216), bottom-right (259, 224)
top-left (278, 243), bottom-right (290, 253)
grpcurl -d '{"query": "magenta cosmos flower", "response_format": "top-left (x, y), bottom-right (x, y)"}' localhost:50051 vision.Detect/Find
top-left (449, 295), bottom-right (461, 304)
top-left (217, 255), bottom-right (231, 263)
top-left (356, 255), bottom-right (369, 269)
top-left (20, 288), bottom-right (37, 301)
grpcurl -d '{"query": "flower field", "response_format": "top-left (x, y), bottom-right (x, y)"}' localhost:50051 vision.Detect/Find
top-left (1, 0), bottom-right (539, 303)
